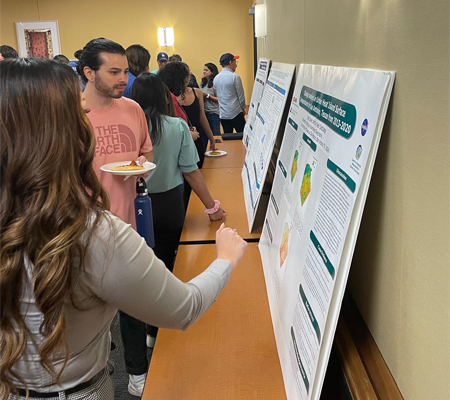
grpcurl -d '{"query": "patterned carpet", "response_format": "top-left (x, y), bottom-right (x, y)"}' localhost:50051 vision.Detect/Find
top-left (109, 313), bottom-right (153, 399)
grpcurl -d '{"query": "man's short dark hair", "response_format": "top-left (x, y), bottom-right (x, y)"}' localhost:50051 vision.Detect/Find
top-left (74, 38), bottom-right (125, 83)
top-left (0, 45), bottom-right (18, 59)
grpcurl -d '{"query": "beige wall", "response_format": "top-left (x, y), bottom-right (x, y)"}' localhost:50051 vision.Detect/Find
top-left (256, 1), bottom-right (449, 399)
top-left (0, 0), bottom-right (254, 101)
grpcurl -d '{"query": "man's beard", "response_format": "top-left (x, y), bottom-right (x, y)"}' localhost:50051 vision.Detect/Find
top-left (94, 74), bottom-right (124, 99)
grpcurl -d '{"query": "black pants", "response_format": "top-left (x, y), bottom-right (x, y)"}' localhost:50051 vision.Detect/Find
top-left (220, 112), bottom-right (246, 134)
top-left (120, 185), bottom-right (185, 372)
top-left (147, 184), bottom-right (185, 337)
top-left (119, 311), bottom-right (148, 375)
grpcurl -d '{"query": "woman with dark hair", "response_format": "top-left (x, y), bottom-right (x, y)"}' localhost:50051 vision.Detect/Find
top-left (162, 82), bottom-right (177, 117)
top-left (200, 62), bottom-right (221, 136)
top-left (0, 58), bottom-right (245, 399)
top-left (123, 44), bottom-right (151, 98)
top-left (131, 72), bottom-right (224, 269)
top-left (158, 61), bottom-right (216, 169)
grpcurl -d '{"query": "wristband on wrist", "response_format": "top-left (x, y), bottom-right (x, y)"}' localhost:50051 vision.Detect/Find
top-left (205, 200), bottom-right (220, 214)
top-left (206, 93), bottom-right (210, 99)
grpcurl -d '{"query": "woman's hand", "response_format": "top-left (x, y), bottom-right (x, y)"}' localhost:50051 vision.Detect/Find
top-left (209, 138), bottom-right (217, 151)
top-left (190, 126), bottom-right (200, 141)
top-left (208, 206), bottom-right (225, 221)
top-left (215, 223), bottom-right (247, 269)
top-left (202, 91), bottom-right (208, 97)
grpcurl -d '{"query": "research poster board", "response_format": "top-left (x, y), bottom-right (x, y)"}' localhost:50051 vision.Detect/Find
top-left (243, 58), bottom-right (271, 148)
top-left (259, 64), bottom-right (395, 400)
top-left (242, 62), bottom-right (296, 231)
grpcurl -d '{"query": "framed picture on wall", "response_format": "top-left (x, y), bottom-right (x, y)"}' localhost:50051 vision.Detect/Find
top-left (15, 20), bottom-right (61, 58)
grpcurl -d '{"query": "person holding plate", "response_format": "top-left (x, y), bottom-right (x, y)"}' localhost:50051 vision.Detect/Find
top-left (76, 37), bottom-right (154, 396)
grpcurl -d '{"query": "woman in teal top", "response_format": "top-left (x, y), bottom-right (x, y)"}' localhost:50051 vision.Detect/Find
top-left (132, 73), bottom-right (225, 345)
top-left (131, 72), bottom-right (224, 271)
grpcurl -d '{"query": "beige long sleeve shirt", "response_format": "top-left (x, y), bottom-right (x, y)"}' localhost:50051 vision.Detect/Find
top-left (11, 212), bottom-right (232, 392)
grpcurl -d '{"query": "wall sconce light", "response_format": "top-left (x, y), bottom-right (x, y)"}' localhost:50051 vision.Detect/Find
top-left (254, 4), bottom-right (267, 38)
top-left (158, 27), bottom-right (174, 46)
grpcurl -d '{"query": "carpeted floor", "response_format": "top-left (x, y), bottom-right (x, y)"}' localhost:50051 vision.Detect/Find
top-left (109, 313), bottom-right (153, 399)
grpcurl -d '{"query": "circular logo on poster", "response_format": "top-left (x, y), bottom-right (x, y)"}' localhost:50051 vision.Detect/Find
top-left (355, 145), bottom-right (363, 160)
top-left (361, 119), bottom-right (369, 136)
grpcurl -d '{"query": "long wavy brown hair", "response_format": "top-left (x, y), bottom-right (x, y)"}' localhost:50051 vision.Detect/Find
top-left (0, 58), bottom-right (109, 397)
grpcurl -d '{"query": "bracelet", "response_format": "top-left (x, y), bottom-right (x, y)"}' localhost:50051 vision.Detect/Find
top-left (205, 200), bottom-right (220, 214)
top-left (207, 93), bottom-right (210, 99)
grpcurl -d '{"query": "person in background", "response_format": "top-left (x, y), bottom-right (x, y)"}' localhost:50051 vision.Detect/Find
top-left (200, 62), bottom-right (221, 136)
top-left (73, 50), bottom-right (86, 90)
top-left (214, 52), bottom-right (247, 133)
top-left (163, 82), bottom-right (177, 117)
top-left (0, 44), bottom-right (18, 60)
top-left (0, 57), bottom-right (247, 400)
top-left (159, 61), bottom-right (216, 168)
top-left (76, 37), bottom-right (153, 397)
top-left (131, 72), bottom-right (225, 345)
top-left (168, 53), bottom-right (182, 62)
top-left (169, 53), bottom-right (199, 88)
top-left (159, 61), bottom-right (216, 208)
top-left (53, 54), bottom-right (70, 64)
top-left (151, 51), bottom-right (169, 74)
top-left (123, 44), bottom-right (150, 98)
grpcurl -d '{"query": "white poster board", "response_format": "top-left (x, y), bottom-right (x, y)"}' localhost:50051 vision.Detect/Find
top-left (242, 62), bottom-right (296, 231)
top-left (243, 58), bottom-right (271, 148)
top-left (259, 64), bottom-right (395, 400)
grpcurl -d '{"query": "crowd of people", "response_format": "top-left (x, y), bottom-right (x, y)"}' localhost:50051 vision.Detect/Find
top-left (0, 38), bottom-right (248, 399)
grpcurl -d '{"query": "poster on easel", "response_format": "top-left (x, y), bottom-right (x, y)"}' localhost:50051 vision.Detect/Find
top-left (243, 58), bottom-right (271, 148)
top-left (242, 62), bottom-right (296, 231)
top-left (259, 64), bottom-right (395, 400)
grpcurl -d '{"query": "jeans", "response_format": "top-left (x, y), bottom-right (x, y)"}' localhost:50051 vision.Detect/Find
top-left (206, 112), bottom-right (221, 136)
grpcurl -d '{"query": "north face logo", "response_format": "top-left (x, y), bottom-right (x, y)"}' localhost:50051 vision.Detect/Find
top-left (95, 124), bottom-right (137, 156)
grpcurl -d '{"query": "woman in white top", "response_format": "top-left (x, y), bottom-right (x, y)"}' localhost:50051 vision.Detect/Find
top-left (0, 58), bottom-right (247, 399)
top-left (200, 63), bottom-right (221, 136)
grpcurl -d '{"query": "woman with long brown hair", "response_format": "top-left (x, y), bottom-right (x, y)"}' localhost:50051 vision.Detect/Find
top-left (0, 58), bottom-right (246, 399)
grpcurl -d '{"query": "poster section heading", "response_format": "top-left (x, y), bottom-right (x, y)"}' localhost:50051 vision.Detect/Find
top-left (298, 86), bottom-right (356, 138)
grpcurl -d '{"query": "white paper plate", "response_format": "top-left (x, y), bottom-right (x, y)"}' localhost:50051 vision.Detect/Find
top-left (100, 161), bottom-right (156, 176)
top-left (205, 150), bottom-right (227, 157)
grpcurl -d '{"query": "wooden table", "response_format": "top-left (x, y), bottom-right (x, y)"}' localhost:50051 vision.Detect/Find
top-left (180, 168), bottom-right (261, 243)
top-left (143, 243), bottom-right (286, 400)
top-left (203, 140), bottom-right (247, 169)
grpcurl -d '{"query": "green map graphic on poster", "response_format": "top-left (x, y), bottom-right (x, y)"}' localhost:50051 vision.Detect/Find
top-left (291, 150), bottom-right (299, 182)
top-left (300, 164), bottom-right (312, 205)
